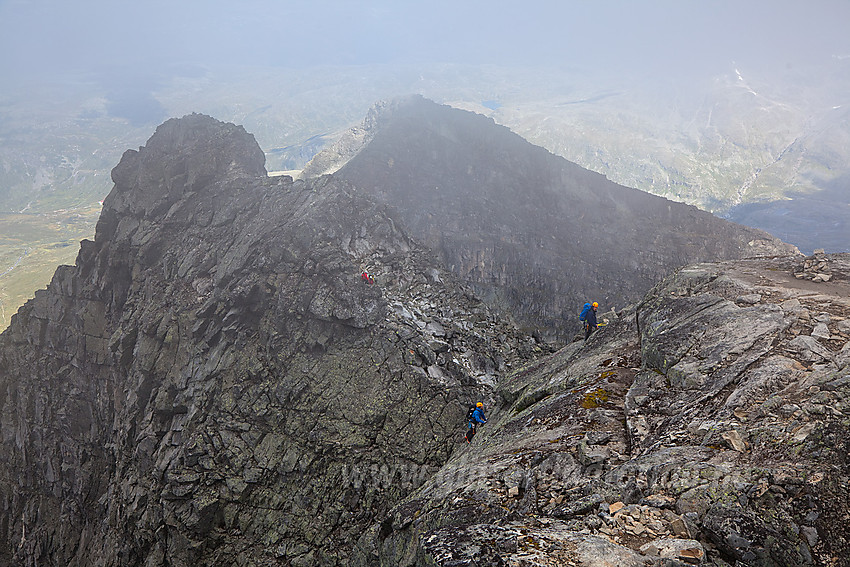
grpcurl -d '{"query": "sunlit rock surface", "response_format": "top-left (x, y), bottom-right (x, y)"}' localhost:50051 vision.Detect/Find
top-left (355, 253), bottom-right (850, 566)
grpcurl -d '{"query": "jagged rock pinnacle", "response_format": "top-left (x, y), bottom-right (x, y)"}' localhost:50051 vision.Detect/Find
top-left (105, 113), bottom-right (266, 220)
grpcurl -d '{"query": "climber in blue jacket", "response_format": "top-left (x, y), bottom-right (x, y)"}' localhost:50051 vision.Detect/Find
top-left (465, 402), bottom-right (488, 443)
top-left (584, 302), bottom-right (598, 340)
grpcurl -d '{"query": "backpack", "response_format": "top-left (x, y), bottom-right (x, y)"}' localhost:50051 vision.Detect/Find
top-left (579, 302), bottom-right (593, 322)
top-left (465, 406), bottom-right (476, 422)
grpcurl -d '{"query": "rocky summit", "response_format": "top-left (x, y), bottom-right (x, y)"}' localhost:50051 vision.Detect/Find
top-left (0, 110), bottom-right (845, 567)
top-left (307, 96), bottom-right (797, 341)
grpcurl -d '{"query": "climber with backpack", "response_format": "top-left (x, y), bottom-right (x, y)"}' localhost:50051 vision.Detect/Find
top-left (580, 301), bottom-right (599, 341)
top-left (464, 401), bottom-right (488, 443)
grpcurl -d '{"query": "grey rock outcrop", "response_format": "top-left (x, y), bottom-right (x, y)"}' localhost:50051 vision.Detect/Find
top-left (0, 114), bottom-right (541, 566)
top-left (795, 249), bottom-right (833, 282)
top-left (356, 253), bottom-right (850, 566)
top-left (314, 96), bottom-right (798, 341)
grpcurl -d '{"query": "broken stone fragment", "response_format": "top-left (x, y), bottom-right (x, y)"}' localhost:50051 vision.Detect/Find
top-left (669, 517), bottom-right (692, 538)
top-left (778, 403), bottom-right (802, 418)
top-left (788, 335), bottom-right (834, 363)
top-left (812, 323), bottom-right (831, 340)
top-left (552, 493), bottom-right (605, 519)
top-left (640, 493), bottom-right (676, 509)
top-left (424, 321), bottom-right (446, 337)
top-left (837, 342), bottom-right (850, 370)
top-left (609, 501), bottom-right (625, 514)
top-left (800, 525), bottom-right (819, 547)
top-left (721, 430), bottom-right (748, 452)
top-left (678, 546), bottom-right (704, 564)
top-left (578, 442), bottom-right (610, 467)
top-left (639, 537), bottom-right (704, 563)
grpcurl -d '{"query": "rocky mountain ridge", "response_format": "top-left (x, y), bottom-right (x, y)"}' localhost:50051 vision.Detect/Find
top-left (0, 113), bottom-right (843, 567)
top-left (4, 62), bottom-right (844, 335)
top-left (318, 96), bottom-right (797, 341)
top-left (355, 252), bottom-right (850, 566)
top-left (0, 114), bottom-right (542, 566)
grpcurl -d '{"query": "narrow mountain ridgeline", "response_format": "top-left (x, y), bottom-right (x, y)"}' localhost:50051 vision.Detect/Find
top-left (356, 253), bottom-right (850, 567)
top-left (0, 108), bottom-right (841, 567)
top-left (0, 114), bottom-right (543, 566)
top-left (306, 96), bottom-right (798, 341)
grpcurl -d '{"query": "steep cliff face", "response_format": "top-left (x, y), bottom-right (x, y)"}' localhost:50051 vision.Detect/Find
top-left (357, 253), bottom-right (850, 566)
top-left (0, 115), bottom-right (540, 566)
top-left (312, 96), bottom-right (798, 341)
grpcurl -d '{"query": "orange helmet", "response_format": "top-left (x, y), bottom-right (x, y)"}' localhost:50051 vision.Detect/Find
top-left (592, 302), bottom-right (598, 308)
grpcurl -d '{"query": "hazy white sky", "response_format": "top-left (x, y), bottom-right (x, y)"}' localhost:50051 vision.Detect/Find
top-left (1, 0), bottom-right (848, 83)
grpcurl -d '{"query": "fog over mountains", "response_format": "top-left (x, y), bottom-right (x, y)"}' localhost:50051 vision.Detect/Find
top-left (1, 3), bottom-right (850, 564)
top-left (1, 2), bottom-right (849, 332)
top-left (2, 58), bottom-right (848, 330)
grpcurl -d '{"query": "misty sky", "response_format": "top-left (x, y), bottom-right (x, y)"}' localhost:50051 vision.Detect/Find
top-left (1, 0), bottom-right (849, 84)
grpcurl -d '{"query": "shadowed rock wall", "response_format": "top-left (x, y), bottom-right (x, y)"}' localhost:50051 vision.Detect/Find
top-left (0, 114), bottom-right (539, 566)
top-left (327, 96), bottom-right (798, 341)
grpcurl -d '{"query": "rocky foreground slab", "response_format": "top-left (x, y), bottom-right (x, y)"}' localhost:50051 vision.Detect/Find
top-left (355, 253), bottom-right (850, 566)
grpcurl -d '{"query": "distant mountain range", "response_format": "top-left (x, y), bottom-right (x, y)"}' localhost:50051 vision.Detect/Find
top-left (490, 63), bottom-right (850, 254)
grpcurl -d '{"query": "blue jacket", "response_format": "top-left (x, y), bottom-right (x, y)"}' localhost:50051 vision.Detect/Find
top-left (585, 308), bottom-right (598, 328)
top-left (471, 408), bottom-right (487, 424)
